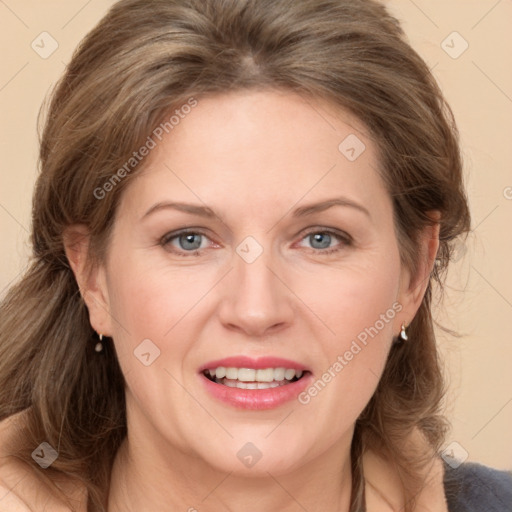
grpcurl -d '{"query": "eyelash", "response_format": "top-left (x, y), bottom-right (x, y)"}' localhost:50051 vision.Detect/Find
top-left (159, 227), bottom-right (352, 257)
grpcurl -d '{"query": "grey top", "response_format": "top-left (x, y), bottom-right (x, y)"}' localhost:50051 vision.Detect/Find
top-left (443, 460), bottom-right (512, 511)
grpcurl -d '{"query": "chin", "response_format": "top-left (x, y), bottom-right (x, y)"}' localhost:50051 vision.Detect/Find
top-left (196, 438), bottom-right (310, 477)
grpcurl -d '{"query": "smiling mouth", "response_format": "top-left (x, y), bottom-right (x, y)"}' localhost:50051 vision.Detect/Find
top-left (202, 367), bottom-right (309, 390)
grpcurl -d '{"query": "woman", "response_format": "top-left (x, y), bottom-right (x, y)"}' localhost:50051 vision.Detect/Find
top-left (0, 0), bottom-right (510, 510)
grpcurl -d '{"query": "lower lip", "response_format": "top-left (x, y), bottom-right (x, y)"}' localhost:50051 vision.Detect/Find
top-left (200, 372), bottom-right (313, 410)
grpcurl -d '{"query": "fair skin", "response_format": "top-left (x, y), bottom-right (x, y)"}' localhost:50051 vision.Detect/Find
top-left (3, 89), bottom-right (445, 511)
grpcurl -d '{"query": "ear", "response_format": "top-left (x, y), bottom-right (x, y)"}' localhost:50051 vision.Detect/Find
top-left (63, 225), bottom-right (113, 336)
top-left (396, 211), bottom-right (440, 329)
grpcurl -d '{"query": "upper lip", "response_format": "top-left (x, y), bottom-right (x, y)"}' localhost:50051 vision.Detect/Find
top-left (199, 356), bottom-right (311, 373)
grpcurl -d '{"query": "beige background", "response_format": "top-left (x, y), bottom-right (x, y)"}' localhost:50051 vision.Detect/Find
top-left (0, 1), bottom-right (511, 470)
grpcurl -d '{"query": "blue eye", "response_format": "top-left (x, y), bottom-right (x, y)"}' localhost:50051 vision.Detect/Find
top-left (309, 232), bottom-right (332, 249)
top-left (160, 228), bottom-right (351, 257)
top-left (175, 233), bottom-right (204, 251)
top-left (299, 229), bottom-right (351, 254)
top-left (161, 230), bottom-right (210, 255)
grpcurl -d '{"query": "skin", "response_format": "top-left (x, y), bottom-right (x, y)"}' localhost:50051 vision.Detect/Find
top-left (63, 89), bottom-right (443, 511)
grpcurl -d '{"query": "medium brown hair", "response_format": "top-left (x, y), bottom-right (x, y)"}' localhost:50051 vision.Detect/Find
top-left (0, 0), bottom-right (471, 510)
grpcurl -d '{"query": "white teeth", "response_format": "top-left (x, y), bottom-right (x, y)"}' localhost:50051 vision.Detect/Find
top-left (238, 368), bottom-right (256, 381)
top-left (273, 367), bottom-right (286, 381)
top-left (225, 367), bottom-right (238, 379)
top-left (256, 368), bottom-right (274, 382)
top-left (214, 378), bottom-right (284, 389)
top-left (205, 366), bottom-right (305, 387)
top-left (284, 368), bottom-right (296, 380)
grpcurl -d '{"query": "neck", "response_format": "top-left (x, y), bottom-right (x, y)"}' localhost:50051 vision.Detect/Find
top-left (106, 400), bottom-right (449, 512)
top-left (107, 412), bottom-right (354, 512)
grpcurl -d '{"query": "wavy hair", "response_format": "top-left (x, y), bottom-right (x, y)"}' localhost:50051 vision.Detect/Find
top-left (0, 0), bottom-right (471, 510)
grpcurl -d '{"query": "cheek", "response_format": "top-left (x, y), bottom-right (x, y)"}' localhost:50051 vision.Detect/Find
top-left (108, 250), bottom-right (184, 326)
top-left (105, 254), bottom-right (221, 362)
top-left (299, 253), bottom-right (401, 345)
top-left (104, 259), bottom-right (198, 419)
top-left (294, 251), bottom-right (401, 412)
top-left (109, 273), bottom-right (171, 340)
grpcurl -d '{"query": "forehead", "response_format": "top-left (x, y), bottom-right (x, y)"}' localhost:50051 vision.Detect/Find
top-left (118, 89), bottom-right (390, 223)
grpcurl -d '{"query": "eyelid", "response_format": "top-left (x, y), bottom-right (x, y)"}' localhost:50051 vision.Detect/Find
top-left (298, 226), bottom-right (352, 243)
top-left (160, 226), bottom-right (353, 256)
top-left (160, 227), bottom-right (212, 245)
top-left (294, 227), bottom-right (352, 253)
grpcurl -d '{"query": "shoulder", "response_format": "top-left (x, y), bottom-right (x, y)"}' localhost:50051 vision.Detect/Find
top-left (443, 459), bottom-right (512, 512)
top-left (0, 412), bottom-right (87, 512)
top-left (0, 412), bottom-right (36, 511)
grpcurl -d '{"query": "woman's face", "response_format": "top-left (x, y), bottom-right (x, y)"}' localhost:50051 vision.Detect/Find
top-left (87, 89), bottom-right (426, 476)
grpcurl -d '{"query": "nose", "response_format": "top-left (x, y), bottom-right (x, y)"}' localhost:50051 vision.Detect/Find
top-left (216, 243), bottom-right (294, 338)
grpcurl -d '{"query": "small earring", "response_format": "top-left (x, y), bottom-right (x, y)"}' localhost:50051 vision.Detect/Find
top-left (95, 334), bottom-right (104, 353)
top-left (399, 322), bottom-right (408, 341)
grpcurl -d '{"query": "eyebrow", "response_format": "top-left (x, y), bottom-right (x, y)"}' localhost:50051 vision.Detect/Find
top-left (141, 197), bottom-right (371, 221)
top-left (293, 197), bottom-right (370, 218)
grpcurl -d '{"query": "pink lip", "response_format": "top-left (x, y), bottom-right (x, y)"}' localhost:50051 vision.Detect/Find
top-left (199, 356), bottom-right (310, 373)
top-left (200, 371), bottom-right (314, 410)
top-left (198, 356), bottom-right (313, 410)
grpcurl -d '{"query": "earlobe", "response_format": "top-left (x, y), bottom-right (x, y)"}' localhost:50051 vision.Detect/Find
top-left (63, 225), bottom-right (112, 336)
